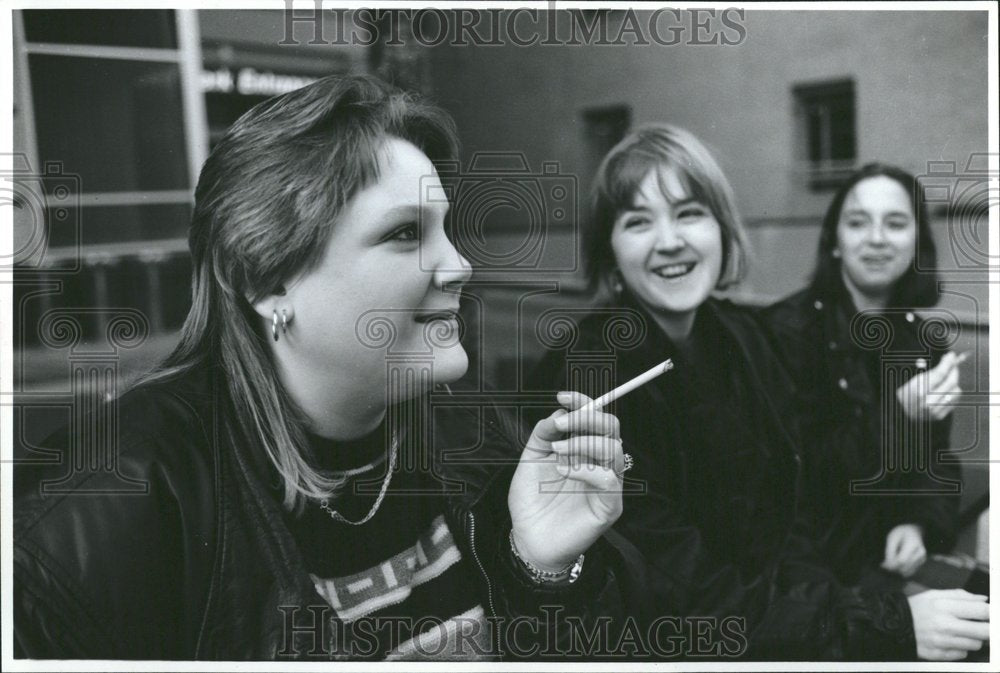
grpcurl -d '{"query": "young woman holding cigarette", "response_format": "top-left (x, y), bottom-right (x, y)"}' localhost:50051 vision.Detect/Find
top-left (13, 75), bottom-right (641, 660)
top-left (530, 126), bottom-right (987, 660)
top-left (762, 165), bottom-right (969, 586)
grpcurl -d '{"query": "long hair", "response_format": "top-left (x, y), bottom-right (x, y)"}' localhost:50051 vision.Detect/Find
top-left (587, 123), bottom-right (750, 294)
top-left (810, 162), bottom-right (940, 308)
top-left (136, 75), bottom-right (459, 510)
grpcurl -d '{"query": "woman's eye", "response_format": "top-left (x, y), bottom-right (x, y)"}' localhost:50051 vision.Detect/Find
top-left (886, 218), bottom-right (911, 230)
top-left (677, 206), bottom-right (707, 221)
top-left (844, 218), bottom-right (867, 229)
top-left (386, 222), bottom-right (420, 243)
top-left (622, 217), bottom-right (649, 230)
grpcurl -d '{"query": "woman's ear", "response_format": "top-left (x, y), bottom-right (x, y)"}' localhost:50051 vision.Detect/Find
top-left (608, 268), bottom-right (624, 296)
top-left (249, 285), bottom-right (291, 321)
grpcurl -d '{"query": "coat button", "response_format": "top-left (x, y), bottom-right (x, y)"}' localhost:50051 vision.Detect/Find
top-left (814, 300), bottom-right (824, 310)
top-left (854, 407), bottom-right (863, 418)
top-left (906, 312), bottom-right (915, 323)
top-left (838, 378), bottom-right (849, 390)
top-left (828, 341), bottom-right (837, 351)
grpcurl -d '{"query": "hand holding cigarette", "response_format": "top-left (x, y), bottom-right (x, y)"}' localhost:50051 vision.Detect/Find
top-left (507, 359), bottom-right (674, 575)
top-left (508, 390), bottom-right (625, 575)
top-left (507, 360), bottom-right (673, 573)
top-left (582, 359), bottom-right (674, 412)
top-left (896, 351), bottom-right (967, 422)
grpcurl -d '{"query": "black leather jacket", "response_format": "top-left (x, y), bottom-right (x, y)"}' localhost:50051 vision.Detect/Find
top-left (760, 285), bottom-right (961, 582)
top-left (528, 296), bottom-right (917, 660)
top-left (14, 365), bottom-right (647, 660)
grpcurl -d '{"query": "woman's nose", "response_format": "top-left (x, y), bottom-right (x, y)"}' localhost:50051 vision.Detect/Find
top-left (654, 218), bottom-right (686, 252)
top-left (434, 238), bottom-right (473, 292)
top-left (867, 223), bottom-right (888, 245)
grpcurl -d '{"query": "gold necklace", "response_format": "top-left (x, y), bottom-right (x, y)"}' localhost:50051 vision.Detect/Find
top-left (317, 431), bottom-right (399, 526)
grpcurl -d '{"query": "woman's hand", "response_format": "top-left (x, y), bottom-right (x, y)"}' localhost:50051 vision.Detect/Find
top-left (895, 352), bottom-right (967, 422)
top-left (507, 391), bottom-right (624, 573)
top-left (908, 589), bottom-right (989, 660)
top-left (881, 523), bottom-right (927, 577)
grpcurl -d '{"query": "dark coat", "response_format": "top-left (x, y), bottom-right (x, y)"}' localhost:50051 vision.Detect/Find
top-left (13, 364), bottom-right (647, 660)
top-left (760, 285), bottom-right (961, 582)
top-left (528, 296), bottom-right (917, 660)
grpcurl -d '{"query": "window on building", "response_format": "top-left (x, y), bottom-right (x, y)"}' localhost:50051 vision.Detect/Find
top-left (12, 9), bottom-right (206, 378)
top-left (580, 104), bottom-right (631, 190)
top-left (13, 9), bottom-right (368, 394)
top-left (793, 79), bottom-right (856, 190)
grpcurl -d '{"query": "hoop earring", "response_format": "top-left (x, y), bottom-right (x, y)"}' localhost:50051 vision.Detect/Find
top-left (832, 248), bottom-right (841, 259)
top-left (281, 309), bottom-right (290, 334)
top-left (272, 310), bottom-right (280, 342)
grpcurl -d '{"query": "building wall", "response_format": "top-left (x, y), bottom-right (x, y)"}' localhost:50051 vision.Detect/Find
top-left (426, 9), bottom-right (991, 467)
top-left (427, 9), bottom-right (989, 306)
top-left (429, 10), bottom-right (987, 226)
top-left (426, 8), bottom-right (990, 311)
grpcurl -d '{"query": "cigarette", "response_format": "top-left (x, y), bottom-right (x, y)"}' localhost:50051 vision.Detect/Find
top-left (584, 359), bottom-right (673, 412)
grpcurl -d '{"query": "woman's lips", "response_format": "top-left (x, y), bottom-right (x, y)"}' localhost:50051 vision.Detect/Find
top-left (861, 255), bottom-right (893, 266)
top-left (651, 261), bottom-right (696, 279)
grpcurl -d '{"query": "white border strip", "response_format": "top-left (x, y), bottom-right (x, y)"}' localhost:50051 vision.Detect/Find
top-left (2, 3), bottom-right (997, 673)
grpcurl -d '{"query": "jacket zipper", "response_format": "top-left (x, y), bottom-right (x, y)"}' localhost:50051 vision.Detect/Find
top-left (466, 510), bottom-right (496, 617)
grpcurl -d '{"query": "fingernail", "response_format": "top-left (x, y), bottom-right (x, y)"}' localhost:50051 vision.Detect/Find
top-left (553, 415), bottom-right (568, 432)
top-left (556, 391), bottom-right (572, 405)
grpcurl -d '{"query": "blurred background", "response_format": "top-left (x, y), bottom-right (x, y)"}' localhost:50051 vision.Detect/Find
top-left (8, 8), bottom-right (990, 551)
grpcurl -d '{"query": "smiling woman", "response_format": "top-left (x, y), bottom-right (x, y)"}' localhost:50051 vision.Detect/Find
top-left (762, 163), bottom-right (987, 661)
top-left (835, 175), bottom-right (919, 310)
top-left (528, 126), bottom-right (983, 660)
top-left (254, 137), bottom-right (471, 441)
top-left (608, 166), bottom-right (726, 342)
top-left (13, 74), bottom-right (644, 661)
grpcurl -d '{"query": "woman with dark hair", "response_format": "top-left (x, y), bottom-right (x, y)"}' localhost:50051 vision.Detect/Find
top-left (13, 75), bottom-right (640, 660)
top-left (529, 128), bottom-right (987, 660)
top-left (762, 164), bottom-right (969, 586)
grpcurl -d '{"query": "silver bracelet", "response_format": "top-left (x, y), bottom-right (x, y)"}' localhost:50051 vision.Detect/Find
top-left (509, 530), bottom-right (585, 584)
